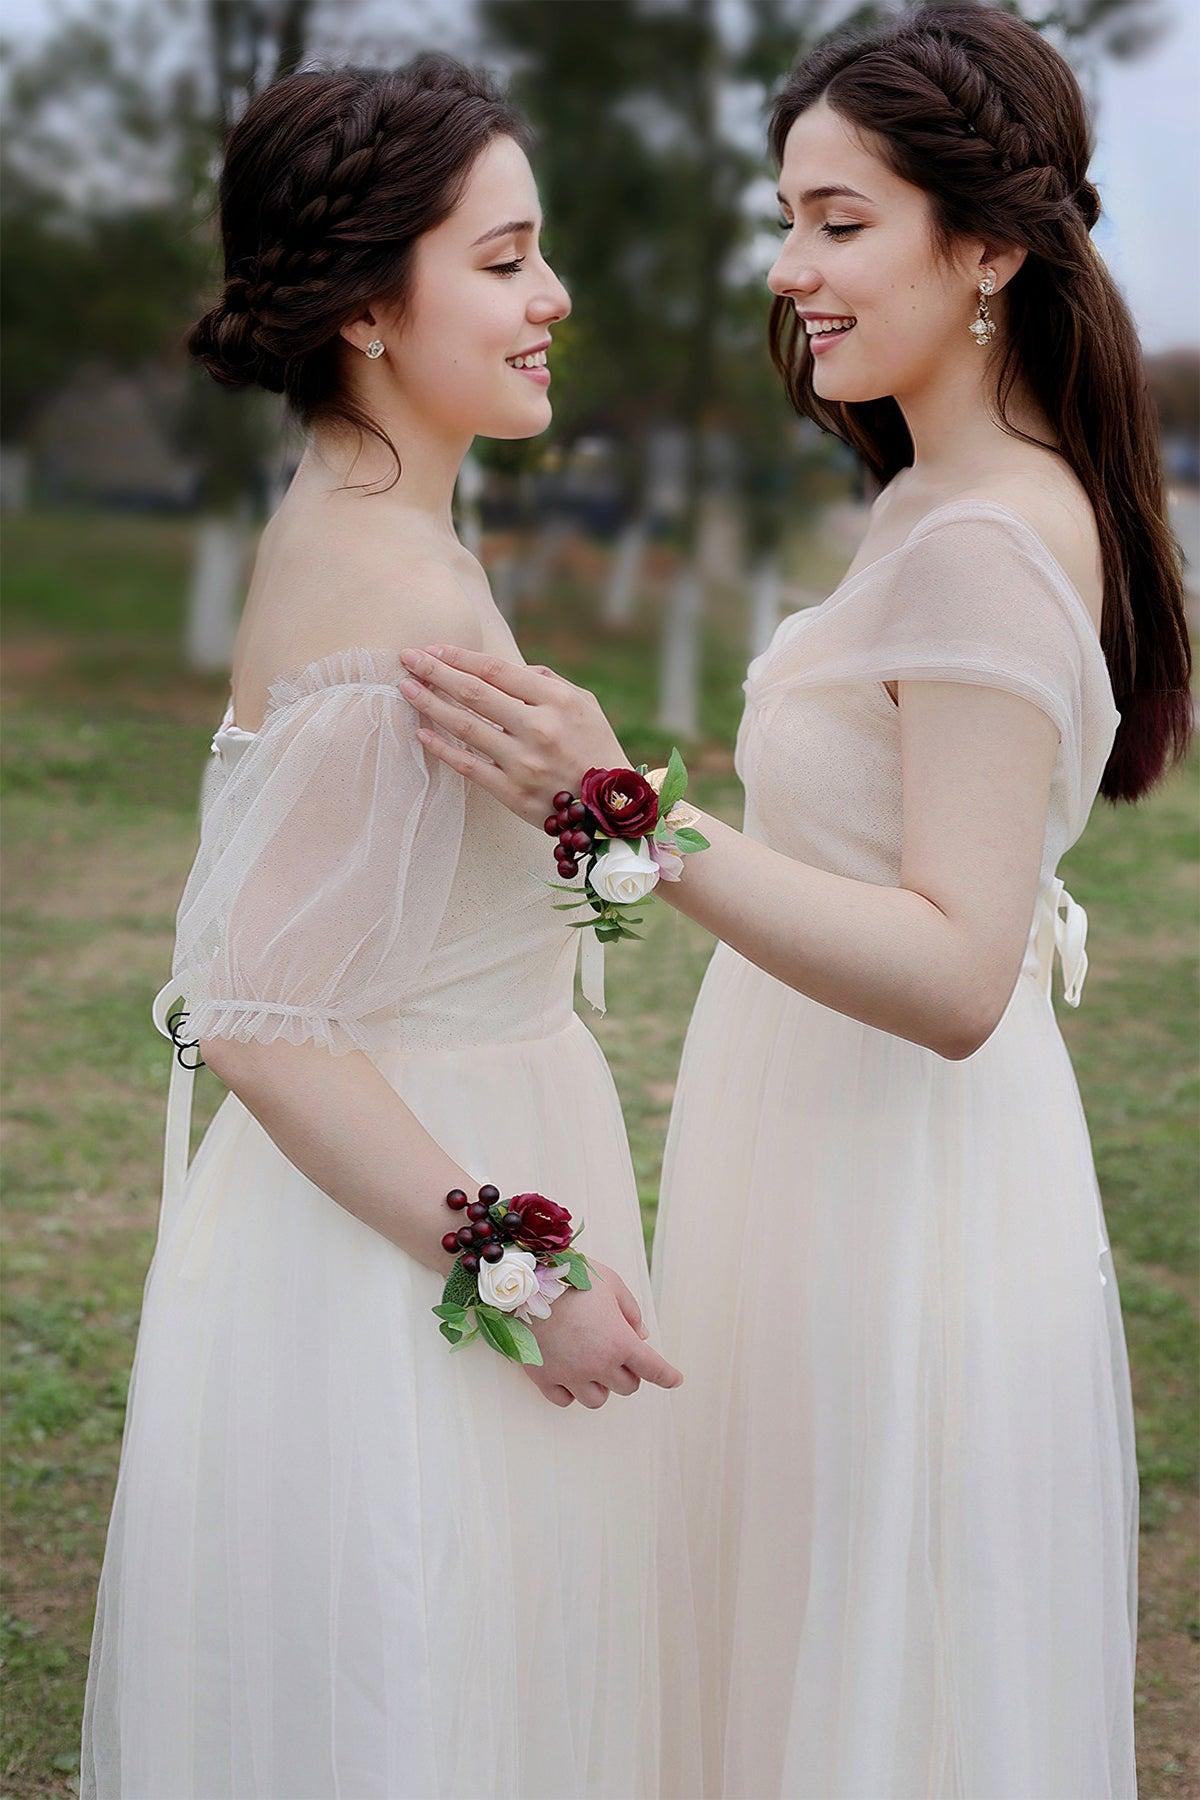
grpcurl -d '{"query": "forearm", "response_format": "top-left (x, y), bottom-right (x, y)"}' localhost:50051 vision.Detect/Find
top-left (197, 1034), bottom-right (476, 1272)
top-left (662, 808), bottom-right (985, 1059)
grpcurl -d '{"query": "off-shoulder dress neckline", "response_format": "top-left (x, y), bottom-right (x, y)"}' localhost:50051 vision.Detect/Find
top-left (215, 643), bottom-right (415, 743)
top-left (837, 496), bottom-right (1106, 653)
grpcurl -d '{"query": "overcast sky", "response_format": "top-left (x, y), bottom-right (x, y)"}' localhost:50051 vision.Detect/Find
top-left (3, 0), bottom-right (1196, 354)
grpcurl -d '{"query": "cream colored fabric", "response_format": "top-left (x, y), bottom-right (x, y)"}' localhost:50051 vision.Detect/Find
top-left (652, 501), bottom-right (1138, 1799)
top-left (82, 644), bottom-right (703, 1799)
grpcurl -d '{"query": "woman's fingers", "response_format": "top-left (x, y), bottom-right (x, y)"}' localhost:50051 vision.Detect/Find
top-left (400, 677), bottom-right (516, 763)
top-left (415, 724), bottom-right (513, 798)
top-left (399, 647), bottom-right (533, 729)
top-left (415, 644), bottom-right (566, 705)
top-left (626, 1339), bottom-right (684, 1389)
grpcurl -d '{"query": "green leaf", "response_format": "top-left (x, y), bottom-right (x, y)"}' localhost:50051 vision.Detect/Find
top-left (448, 1324), bottom-right (480, 1352)
top-left (432, 1302), bottom-right (469, 1321)
top-left (615, 926), bottom-right (645, 940)
top-left (439, 1320), bottom-right (464, 1344)
top-left (552, 899), bottom-right (590, 911)
top-left (476, 1306), bottom-right (522, 1361)
top-left (673, 827), bottom-right (709, 851)
top-left (561, 1250), bottom-right (592, 1290)
top-left (441, 1261), bottom-right (478, 1310)
top-left (503, 1316), bottom-right (544, 1366)
top-left (657, 747), bottom-right (688, 817)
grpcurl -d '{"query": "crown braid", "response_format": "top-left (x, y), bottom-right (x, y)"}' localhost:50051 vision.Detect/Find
top-left (186, 55), bottom-right (532, 432)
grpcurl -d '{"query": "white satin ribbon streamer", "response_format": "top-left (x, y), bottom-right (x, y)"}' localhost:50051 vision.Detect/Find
top-left (1030, 877), bottom-right (1089, 1007)
top-left (151, 976), bottom-right (201, 1257)
top-left (1051, 877), bottom-right (1089, 1006)
top-left (578, 926), bottom-right (607, 1015)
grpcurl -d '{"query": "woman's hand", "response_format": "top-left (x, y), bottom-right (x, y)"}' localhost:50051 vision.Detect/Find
top-left (521, 1259), bottom-right (684, 1409)
top-left (398, 645), bottom-right (629, 829)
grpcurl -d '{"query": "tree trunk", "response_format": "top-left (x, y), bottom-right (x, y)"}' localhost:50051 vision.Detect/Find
top-left (186, 507), bottom-right (250, 673)
top-left (750, 554), bottom-right (780, 659)
top-left (602, 513), bottom-right (647, 627)
top-left (657, 558), bottom-right (702, 740)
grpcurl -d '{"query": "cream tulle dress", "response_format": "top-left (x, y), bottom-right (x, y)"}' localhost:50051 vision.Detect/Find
top-left (651, 501), bottom-right (1139, 1799)
top-left (80, 644), bottom-right (702, 1800)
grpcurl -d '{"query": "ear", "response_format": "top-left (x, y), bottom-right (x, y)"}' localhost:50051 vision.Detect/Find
top-left (977, 243), bottom-right (1028, 292)
top-left (339, 306), bottom-right (380, 354)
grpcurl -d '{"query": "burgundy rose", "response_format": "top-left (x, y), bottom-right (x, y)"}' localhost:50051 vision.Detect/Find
top-left (504, 1193), bottom-right (574, 1255)
top-left (580, 767), bottom-right (659, 838)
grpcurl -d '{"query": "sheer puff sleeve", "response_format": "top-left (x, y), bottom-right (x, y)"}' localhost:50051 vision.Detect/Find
top-left (171, 644), bottom-right (466, 1060)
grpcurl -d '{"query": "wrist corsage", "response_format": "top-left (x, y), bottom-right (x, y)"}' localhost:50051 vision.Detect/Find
top-left (543, 748), bottom-right (709, 948)
top-left (433, 1185), bottom-right (594, 1365)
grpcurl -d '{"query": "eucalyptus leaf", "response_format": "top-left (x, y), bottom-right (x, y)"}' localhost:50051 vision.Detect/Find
top-left (658, 747), bottom-right (688, 816)
top-left (561, 1250), bottom-right (592, 1290)
top-left (476, 1307), bottom-right (520, 1360)
top-left (503, 1317), bottom-right (544, 1366)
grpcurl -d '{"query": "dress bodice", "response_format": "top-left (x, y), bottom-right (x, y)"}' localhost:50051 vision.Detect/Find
top-left (733, 500), bottom-right (1120, 1008)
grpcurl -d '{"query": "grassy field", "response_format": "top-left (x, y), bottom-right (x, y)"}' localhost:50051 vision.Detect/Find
top-left (2, 508), bottom-right (1197, 1798)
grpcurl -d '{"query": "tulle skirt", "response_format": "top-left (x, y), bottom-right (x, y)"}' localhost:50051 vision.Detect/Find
top-left (651, 942), bottom-right (1138, 1800)
top-left (81, 1015), bottom-right (703, 1800)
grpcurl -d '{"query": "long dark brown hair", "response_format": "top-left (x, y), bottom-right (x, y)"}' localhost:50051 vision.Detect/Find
top-left (767, 3), bottom-right (1192, 804)
top-left (186, 54), bottom-right (532, 489)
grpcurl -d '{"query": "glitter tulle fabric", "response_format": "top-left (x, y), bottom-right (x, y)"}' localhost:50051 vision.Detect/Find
top-left (80, 645), bottom-right (703, 1800)
top-left (651, 501), bottom-right (1139, 1799)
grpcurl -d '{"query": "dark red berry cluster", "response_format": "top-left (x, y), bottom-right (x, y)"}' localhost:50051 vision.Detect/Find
top-left (542, 789), bottom-right (595, 881)
top-left (440, 1184), bottom-right (505, 1272)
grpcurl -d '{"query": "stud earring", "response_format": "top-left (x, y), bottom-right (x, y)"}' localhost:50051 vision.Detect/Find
top-left (969, 269), bottom-right (997, 346)
top-left (364, 338), bottom-right (385, 359)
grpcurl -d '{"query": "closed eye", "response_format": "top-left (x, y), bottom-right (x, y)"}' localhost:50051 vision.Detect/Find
top-left (776, 217), bottom-right (863, 241)
top-left (489, 257), bottom-right (526, 277)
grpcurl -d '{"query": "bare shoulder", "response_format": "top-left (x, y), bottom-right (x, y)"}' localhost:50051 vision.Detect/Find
top-left (233, 530), bottom-right (486, 728)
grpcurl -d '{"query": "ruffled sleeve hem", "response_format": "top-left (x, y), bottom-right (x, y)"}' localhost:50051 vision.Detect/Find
top-left (264, 644), bottom-right (410, 721)
top-left (185, 995), bottom-right (372, 1058)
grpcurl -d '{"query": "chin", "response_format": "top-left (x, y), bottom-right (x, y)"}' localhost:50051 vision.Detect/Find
top-left (482, 402), bottom-right (554, 442)
top-left (812, 365), bottom-right (890, 406)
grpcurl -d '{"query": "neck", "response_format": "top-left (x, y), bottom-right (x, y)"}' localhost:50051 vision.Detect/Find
top-left (302, 402), bottom-right (474, 542)
top-left (893, 343), bottom-right (1056, 485)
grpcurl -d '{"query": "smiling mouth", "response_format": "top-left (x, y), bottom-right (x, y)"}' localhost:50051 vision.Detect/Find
top-left (506, 349), bottom-right (548, 369)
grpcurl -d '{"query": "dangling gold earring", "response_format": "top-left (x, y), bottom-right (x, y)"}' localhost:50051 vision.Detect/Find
top-left (969, 269), bottom-right (997, 346)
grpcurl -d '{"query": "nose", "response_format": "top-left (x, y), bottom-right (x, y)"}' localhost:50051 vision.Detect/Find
top-left (767, 243), bottom-right (818, 301)
top-left (532, 256), bottom-right (571, 325)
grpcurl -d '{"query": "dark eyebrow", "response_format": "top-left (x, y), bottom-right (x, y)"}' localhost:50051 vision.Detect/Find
top-left (470, 218), bottom-right (536, 247)
top-left (776, 185), bottom-right (873, 208)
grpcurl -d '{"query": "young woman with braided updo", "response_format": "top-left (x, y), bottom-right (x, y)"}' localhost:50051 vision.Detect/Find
top-left (79, 53), bottom-right (704, 1800)
top-left (394, 10), bottom-right (1191, 1795)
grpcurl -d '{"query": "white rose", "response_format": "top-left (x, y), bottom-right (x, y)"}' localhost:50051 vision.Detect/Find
top-left (476, 1248), bottom-right (540, 1314)
top-left (590, 837), bottom-right (662, 906)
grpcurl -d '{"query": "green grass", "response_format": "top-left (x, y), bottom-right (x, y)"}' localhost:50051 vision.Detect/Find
top-left (2, 506), bottom-right (1196, 1798)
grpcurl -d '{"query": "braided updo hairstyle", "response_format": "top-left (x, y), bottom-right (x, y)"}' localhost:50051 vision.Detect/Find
top-left (767, 3), bottom-right (1191, 803)
top-left (186, 53), bottom-right (532, 480)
